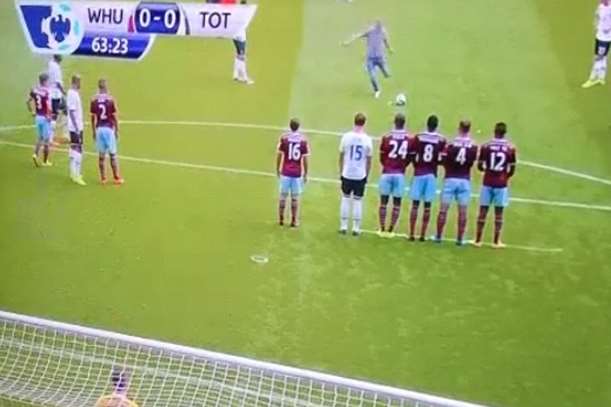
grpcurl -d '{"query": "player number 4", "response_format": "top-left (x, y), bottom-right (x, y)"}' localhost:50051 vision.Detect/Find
top-left (388, 140), bottom-right (408, 159)
top-left (455, 147), bottom-right (467, 165)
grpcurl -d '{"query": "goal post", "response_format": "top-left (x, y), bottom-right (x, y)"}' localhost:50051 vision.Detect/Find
top-left (0, 310), bottom-right (489, 407)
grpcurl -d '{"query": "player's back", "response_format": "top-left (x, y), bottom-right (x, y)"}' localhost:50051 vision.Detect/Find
top-left (278, 131), bottom-right (309, 177)
top-left (480, 138), bottom-right (517, 188)
top-left (380, 130), bottom-right (410, 174)
top-left (30, 86), bottom-right (50, 117)
top-left (91, 93), bottom-right (116, 128)
top-left (341, 130), bottom-right (372, 180)
top-left (413, 131), bottom-right (446, 176)
top-left (443, 136), bottom-right (478, 180)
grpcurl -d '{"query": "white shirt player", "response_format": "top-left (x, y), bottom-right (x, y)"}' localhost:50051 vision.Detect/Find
top-left (597, 2), bottom-right (611, 42)
top-left (339, 130), bottom-right (373, 180)
top-left (47, 59), bottom-right (63, 100)
top-left (66, 88), bottom-right (83, 133)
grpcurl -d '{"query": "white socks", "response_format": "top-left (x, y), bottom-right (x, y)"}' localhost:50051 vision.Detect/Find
top-left (591, 58), bottom-right (608, 80)
top-left (340, 196), bottom-right (350, 231)
top-left (339, 196), bottom-right (363, 232)
top-left (69, 149), bottom-right (82, 178)
top-left (352, 198), bottom-right (362, 232)
top-left (233, 58), bottom-right (240, 80)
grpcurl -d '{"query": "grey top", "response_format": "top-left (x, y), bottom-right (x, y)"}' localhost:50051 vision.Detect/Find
top-left (365, 24), bottom-right (387, 59)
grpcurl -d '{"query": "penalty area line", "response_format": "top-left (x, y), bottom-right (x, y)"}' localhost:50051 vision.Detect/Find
top-left (360, 230), bottom-right (563, 254)
top-left (0, 139), bottom-right (610, 214)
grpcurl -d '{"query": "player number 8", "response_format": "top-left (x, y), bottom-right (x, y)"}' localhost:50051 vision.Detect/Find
top-left (422, 144), bottom-right (434, 162)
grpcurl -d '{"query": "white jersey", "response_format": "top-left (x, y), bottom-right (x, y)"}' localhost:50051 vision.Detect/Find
top-left (66, 88), bottom-right (83, 132)
top-left (597, 3), bottom-right (611, 42)
top-left (339, 130), bottom-right (373, 180)
top-left (47, 59), bottom-right (63, 99)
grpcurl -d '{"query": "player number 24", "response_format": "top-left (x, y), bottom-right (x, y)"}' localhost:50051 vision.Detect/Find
top-left (388, 140), bottom-right (408, 159)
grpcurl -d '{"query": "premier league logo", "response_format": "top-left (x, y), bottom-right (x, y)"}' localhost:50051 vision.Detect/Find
top-left (17, 1), bottom-right (84, 54)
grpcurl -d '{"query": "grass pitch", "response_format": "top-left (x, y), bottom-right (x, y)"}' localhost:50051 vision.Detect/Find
top-left (1, 1), bottom-right (611, 406)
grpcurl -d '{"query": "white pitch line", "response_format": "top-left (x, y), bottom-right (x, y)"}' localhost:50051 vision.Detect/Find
top-left (1, 139), bottom-right (610, 214)
top-left (3, 119), bottom-right (611, 186)
top-left (360, 230), bottom-right (563, 254)
top-left (121, 119), bottom-right (611, 187)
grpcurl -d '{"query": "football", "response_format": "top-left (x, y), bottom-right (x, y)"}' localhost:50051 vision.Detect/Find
top-left (395, 92), bottom-right (407, 106)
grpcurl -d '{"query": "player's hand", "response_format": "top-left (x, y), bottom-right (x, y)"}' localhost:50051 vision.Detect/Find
top-left (341, 41), bottom-right (349, 47)
top-left (388, 48), bottom-right (395, 55)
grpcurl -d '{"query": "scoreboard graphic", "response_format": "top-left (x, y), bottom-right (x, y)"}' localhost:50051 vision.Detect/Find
top-left (15, 0), bottom-right (258, 60)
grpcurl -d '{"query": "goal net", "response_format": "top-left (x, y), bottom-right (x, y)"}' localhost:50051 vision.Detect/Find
top-left (0, 310), bottom-right (488, 407)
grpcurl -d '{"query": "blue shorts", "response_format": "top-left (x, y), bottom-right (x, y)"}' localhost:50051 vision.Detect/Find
top-left (379, 174), bottom-right (405, 198)
top-left (366, 56), bottom-right (390, 77)
top-left (479, 186), bottom-right (509, 208)
top-left (96, 127), bottom-right (117, 155)
top-left (441, 178), bottom-right (472, 206)
top-left (35, 115), bottom-right (51, 142)
top-left (410, 174), bottom-right (437, 203)
top-left (279, 176), bottom-right (303, 196)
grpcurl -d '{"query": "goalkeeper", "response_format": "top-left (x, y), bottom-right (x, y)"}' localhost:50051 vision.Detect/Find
top-left (95, 368), bottom-right (139, 407)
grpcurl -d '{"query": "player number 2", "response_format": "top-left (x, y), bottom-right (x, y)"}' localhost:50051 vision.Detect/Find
top-left (455, 147), bottom-right (467, 165)
top-left (489, 152), bottom-right (507, 172)
top-left (388, 140), bottom-right (408, 159)
top-left (288, 143), bottom-right (301, 160)
top-left (422, 144), bottom-right (435, 162)
top-left (98, 104), bottom-right (107, 120)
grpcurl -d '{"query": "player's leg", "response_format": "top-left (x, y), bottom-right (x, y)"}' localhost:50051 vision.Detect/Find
top-left (278, 176), bottom-right (289, 226)
top-left (233, 40), bottom-right (242, 80)
top-left (419, 175), bottom-right (436, 241)
top-left (378, 194), bottom-right (389, 233)
top-left (583, 40), bottom-right (609, 87)
top-left (339, 178), bottom-right (352, 234)
top-left (376, 58), bottom-right (391, 79)
top-left (289, 177), bottom-right (302, 227)
top-left (107, 130), bottom-right (123, 184)
top-left (366, 58), bottom-right (380, 98)
top-left (388, 175), bottom-right (404, 234)
top-left (41, 120), bottom-right (52, 166)
top-left (492, 187), bottom-right (509, 248)
top-left (408, 176), bottom-right (423, 240)
top-left (378, 175), bottom-right (391, 233)
top-left (474, 205), bottom-right (488, 247)
top-left (32, 117), bottom-right (45, 167)
top-left (96, 128), bottom-right (108, 183)
top-left (435, 179), bottom-right (454, 242)
top-left (455, 180), bottom-right (471, 245)
top-left (351, 179), bottom-right (366, 235)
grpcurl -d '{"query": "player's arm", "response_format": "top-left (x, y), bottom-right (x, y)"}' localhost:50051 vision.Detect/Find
top-left (26, 92), bottom-right (34, 116)
top-left (90, 101), bottom-right (97, 140)
top-left (276, 151), bottom-right (283, 178)
top-left (383, 29), bottom-right (394, 54)
top-left (302, 140), bottom-right (310, 183)
top-left (112, 102), bottom-right (119, 138)
top-left (338, 136), bottom-right (346, 178)
top-left (365, 139), bottom-right (373, 180)
top-left (477, 146), bottom-right (487, 172)
top-left (378, 137), bottom-right (386, 166)
top-left (302, 155), bottom-right (309, 184)
top-left (508, 148), bottom-right (517, 178)
top-left (342, 28), bottom-right (368, 46)
top-left (67, 94), bottom-right (78, 134)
